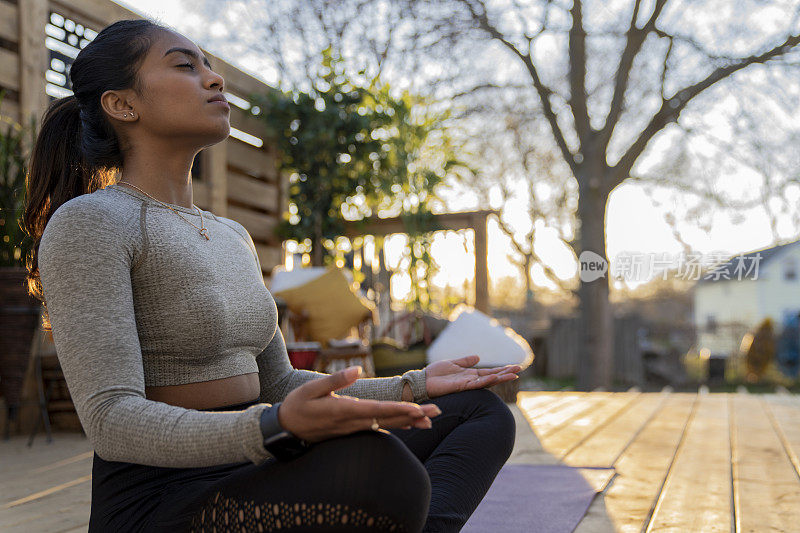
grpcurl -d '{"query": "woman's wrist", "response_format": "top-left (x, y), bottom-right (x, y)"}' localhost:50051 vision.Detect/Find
top-left (400, 368), bottom-right (429, 402)
top-left (402, 382), bottom-right (413, 402)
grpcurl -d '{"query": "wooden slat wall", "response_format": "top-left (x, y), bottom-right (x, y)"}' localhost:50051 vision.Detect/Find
top-left (0, 47), bottom-right (18, 91)
top-left (0, 0), bottom-right (286, 277)
top-left (0, 99), bottom-right (18, 123)
top-left (0, 2), bottom-right (19, 43)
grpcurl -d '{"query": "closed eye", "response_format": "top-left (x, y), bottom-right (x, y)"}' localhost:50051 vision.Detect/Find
top-left (178, 63), bottom-right (195, 70)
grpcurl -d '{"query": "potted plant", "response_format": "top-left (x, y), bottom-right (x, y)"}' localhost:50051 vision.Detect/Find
top-left (0, 89), bottom-right (41, 437)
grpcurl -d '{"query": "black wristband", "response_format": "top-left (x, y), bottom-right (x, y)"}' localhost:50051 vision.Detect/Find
top-left (259, 402), bottom-right (312, 461)
top-left (259, 402), bottom-right (286, 440)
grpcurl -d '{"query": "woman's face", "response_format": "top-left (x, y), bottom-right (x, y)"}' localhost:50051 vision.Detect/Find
top-left (123, 29), bottom-right (230, 149)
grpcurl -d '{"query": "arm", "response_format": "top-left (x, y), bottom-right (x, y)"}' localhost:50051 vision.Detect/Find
top-left (37, 199), bottom-right (274, 468)
top-left (256, 322), bottom-right (428, 404)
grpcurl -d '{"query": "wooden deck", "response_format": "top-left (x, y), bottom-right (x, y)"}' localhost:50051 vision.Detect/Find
top-left (513, 389), bottom-right (800, 532)
top-left (2, 389), bottom-right (799, 532)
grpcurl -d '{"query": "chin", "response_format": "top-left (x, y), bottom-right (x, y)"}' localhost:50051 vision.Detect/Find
top-left (201, 123), bottom-right (231, 147)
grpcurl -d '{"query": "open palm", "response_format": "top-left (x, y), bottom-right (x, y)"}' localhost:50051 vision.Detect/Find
top-left (424, 355), bottom-right (522, 399)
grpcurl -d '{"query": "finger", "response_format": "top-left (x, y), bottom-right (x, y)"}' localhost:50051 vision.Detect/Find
top-left (476, 365), bottom-right (521, 376)
top-left (339, 398), bottom-right (430, 419)
top-left (378, 414), bottom-right (433, 429)
top-left (452, 354), bottom-right (480, 368)
top-left (299, 366), bottom-right (362, 398)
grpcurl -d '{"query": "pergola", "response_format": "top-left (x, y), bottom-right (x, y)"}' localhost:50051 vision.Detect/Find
top-left (340, 209), bottom-right (500, 313)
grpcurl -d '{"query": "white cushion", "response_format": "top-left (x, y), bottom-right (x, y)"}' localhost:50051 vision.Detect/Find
top-left (427, 305), bottom-right (534, 368)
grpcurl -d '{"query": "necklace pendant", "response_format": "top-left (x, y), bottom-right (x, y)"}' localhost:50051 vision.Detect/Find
top-left (200, 228), bottom-right (210, 240)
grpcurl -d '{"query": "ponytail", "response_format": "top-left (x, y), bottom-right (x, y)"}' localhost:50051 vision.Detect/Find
top-left (22, 18), bottom-right (166, 330)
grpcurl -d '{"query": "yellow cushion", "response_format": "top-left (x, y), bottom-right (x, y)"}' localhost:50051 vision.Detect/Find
top-left (273, 267), bottom-right (376, 346)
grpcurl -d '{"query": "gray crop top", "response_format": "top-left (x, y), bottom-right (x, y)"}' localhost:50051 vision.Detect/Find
top-left (36, 182), bottom-right (428, 468)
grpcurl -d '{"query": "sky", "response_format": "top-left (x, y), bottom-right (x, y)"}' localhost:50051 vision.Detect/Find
top-left (111, 0), bottom-right (796, 297)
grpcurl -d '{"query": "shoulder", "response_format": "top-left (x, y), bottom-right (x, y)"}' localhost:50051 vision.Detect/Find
top-left (40, 188), bottom-right (141, 263)
top-left (46, 187), bottom-right (138, 230)
top-left (208, 214), bottom-right (261, 267)
top-left (210, 214), bottom-right (255, 246)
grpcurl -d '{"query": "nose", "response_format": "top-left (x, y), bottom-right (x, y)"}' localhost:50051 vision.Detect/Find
top-left (205, 68), bottom-right (224, 93)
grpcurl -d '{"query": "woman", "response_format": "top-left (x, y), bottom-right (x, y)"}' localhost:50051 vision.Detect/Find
top-left (24, 18), bottom-right (521, 533)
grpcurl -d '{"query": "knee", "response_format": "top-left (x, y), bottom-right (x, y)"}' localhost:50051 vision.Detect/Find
top-left (348, 430), bottom-right (431, 486)
top-left (332, 430), bottom-right (431, 531)
top-left (459, 388), bottom-right (517, 458)
top-left (323, 430), bottom-right (431, 492)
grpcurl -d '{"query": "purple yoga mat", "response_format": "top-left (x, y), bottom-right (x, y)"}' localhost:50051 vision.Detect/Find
top-left (462, 464), bottom-right (614, 533)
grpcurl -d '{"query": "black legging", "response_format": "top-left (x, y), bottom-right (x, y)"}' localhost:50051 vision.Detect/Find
top-left (89, 387), bottom-right (516, 533)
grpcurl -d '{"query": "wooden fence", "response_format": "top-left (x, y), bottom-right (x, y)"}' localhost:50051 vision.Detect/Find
top-left (0, 0), bottom-right (287, 280)
top-left (547, 314), bottom-right (645, 387)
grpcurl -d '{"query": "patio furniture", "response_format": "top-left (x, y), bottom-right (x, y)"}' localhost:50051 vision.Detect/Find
top-left (272, 267), bottom-right (378, 377)
top-left (283, 306), bottom-right (376, 377)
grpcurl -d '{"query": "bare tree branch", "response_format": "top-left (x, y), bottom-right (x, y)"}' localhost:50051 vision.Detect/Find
top-left (456, 0), bottom-right (577, 173)
top-left (568, 0), bottom-right (591, 143)
top-left (611, 31), bottom-right (800, 186)
top-left (599, 0), bottom-right (669, 150)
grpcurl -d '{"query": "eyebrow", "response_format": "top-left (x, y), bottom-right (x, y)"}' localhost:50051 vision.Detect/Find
top-left (164, 47), bottom-right (211, 69)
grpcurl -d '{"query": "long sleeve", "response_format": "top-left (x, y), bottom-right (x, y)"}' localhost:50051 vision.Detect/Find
top-left (256, 323), bottom-right (429, 405)
top-left (37, 198), bottom-right (275, 468)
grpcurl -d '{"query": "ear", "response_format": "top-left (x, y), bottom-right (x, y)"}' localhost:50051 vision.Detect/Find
top-left (100, 89), bottom-right (137, 122)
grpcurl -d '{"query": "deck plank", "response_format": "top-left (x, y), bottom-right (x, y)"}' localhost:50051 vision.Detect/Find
top-left (564, 392), bottom-right (668, 468)
top-left (519, 392), bottom-right (614, 439)
top-left (602, 393), bottom-right (697, 533)
top-left (1, 459), bottom-right (92, 506)
top-left (515, 391), bottom-right (572, 419)
top-left (645, 392), bottom-right (732, 532)
top-left (0, 435), bottom-right (91, 479)
top-left (730, 392), bottom-right (800, 532)
top-left (762, 394), bottom-right (800, 481)
top-left (0, 474), bottom-right (91, 533)
top-left (541, 392), bottom-right (642, 460)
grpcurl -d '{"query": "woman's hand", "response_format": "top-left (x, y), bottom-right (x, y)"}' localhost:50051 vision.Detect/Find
top-left (424, 355), bottom-right (522, 399)
top-left (278, 366), bottom-right (442, 444)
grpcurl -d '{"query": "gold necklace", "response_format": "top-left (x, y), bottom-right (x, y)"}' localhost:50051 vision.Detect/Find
top-left (116, 180), bottom-right (210, 240)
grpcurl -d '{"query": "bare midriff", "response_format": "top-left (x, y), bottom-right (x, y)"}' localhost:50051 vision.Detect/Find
top-left (145, 372), bottom-right (261, 410)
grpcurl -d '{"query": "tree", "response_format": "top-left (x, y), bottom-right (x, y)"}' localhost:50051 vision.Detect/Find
top-left (253, 46), bottom-right (465, 275)
top-left (253, 47), bottom-right (396, 265)
top-left (393, 0), bottom-right (800, 389)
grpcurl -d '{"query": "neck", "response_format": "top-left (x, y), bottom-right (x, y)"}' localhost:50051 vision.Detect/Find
top-left (118, 149), bottom-right (198, 209)
top-left (117, 178), bottom-right (195, 210)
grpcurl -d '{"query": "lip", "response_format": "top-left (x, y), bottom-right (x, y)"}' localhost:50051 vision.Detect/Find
top-left (208, 99), bottom-right (230, 110)
top-left (207, 95), bottom-right (229, 109)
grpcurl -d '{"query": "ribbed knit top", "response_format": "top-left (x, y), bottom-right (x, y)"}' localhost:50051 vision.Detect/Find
top-left (36, 182), bottom-right (428, 468)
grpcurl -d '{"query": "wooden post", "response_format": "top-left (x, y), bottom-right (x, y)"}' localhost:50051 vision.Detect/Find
top-left (473, 214), bottom-right (489, 314)
top-left (18, 0), bottom-right (49, 131)
top-left (204, 56), bottom-right (228, 216)
top-left (205, 141), bottom-right (228, 217)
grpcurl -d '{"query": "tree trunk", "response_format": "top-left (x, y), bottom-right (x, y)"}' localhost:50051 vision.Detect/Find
top-left (523, 256), bottom-right (535, 310)
top-left (575, 173), bottom-right (614, 391)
